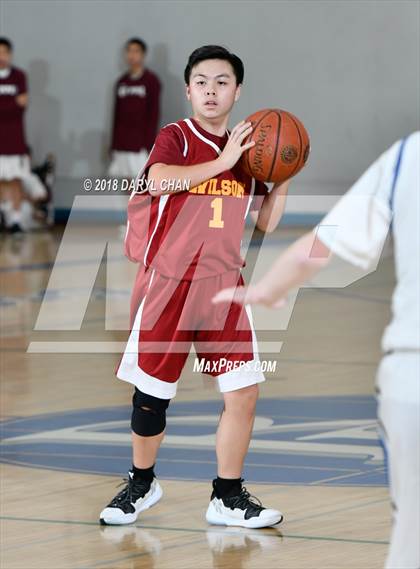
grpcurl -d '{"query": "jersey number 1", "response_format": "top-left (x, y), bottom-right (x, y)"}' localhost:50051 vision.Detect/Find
top-left (209, 198), bottom-right (224, 228)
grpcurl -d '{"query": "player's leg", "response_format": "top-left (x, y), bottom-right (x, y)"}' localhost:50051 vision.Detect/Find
top-left (131, 387), bottom-right (169, 469)
top-left (101, 272), bottom-right (193, 525)
top-left (216, 383), bottom-right (258, 479)
top-left (206, 382), bottom-right (282, 529)
top-left (21, 170), bottom-right (49, 225)
top-left (202, 272), bottom-right (262, 480)
top-left (0, 156), bottom-right (31, 233)
top-left (0, 178), bottom-right (25, 233)
top-left (377, 353), bottom-right (420, 569)
top-left (28, 153), bottom-right (55, 226)
top-left (99, 387), bottom-right (169, 526)
top-left (131, 433), bottom-right (164, 473)
top-left (196, 271), bottom-right (283, 528)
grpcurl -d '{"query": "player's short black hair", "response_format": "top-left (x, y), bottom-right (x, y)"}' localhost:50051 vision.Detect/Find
top-left (0, 37), bottom-right (13, 51)
top-left (125, 37), bottom-right (147, 53)
top-left (184, 45), bottom-right (244, 85)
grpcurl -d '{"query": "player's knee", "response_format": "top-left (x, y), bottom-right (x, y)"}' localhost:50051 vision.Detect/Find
top-left (224, 383), bottom-right (259, 415)
top-left (131, 388), bottom-right (170, 437)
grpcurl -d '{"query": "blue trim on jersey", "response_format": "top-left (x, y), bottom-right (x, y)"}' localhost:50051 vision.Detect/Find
top-left (389, 137), bottom-right (407, 216)
top-left (376, 419), bottom-right (389, 487)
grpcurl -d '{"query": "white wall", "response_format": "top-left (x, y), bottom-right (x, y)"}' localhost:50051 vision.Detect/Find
top-left (2, 0), bottom-right (419, 208)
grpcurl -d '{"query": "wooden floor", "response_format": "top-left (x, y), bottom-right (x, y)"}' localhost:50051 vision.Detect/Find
top-left (0, 225), bottom-right (393, 568)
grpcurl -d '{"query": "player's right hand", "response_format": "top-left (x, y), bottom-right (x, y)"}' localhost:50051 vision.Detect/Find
top-left (218, 121), bottom-right (255, 170)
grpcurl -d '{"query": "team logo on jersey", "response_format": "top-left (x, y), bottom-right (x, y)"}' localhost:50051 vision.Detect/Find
top-left (0, 396), bottom-right (385, 486)
top-left (0, 84), bottom-right (18, 96)
top-left (189, 178), bottom-right (245, 198)
top-left (118, 85), bottom-right (146, 98)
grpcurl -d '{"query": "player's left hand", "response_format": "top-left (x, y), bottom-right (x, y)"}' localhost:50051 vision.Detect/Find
top-left (212, 285), bottom-right (286, 308)
top-left (16, 93), bottom-right (28, 107)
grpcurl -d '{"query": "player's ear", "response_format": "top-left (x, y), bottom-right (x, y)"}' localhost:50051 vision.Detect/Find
top-left (234, 84), bottom-right (241, 102)
top-left (185, 84), bottom-right (191, 101)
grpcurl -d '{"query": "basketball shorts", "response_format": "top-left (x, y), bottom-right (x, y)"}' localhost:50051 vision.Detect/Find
top-left (0, 154), bottom-right (30, 181)
top-left (108, 150), bottom-right (149, 179)
top-left (117, 268), bottom-right (265, 399)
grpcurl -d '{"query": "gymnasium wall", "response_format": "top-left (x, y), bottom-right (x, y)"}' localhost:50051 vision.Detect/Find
top-left (2, 0), bottom-right (419, 212)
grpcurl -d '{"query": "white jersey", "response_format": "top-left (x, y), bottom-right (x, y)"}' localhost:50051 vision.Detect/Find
top-left (318, 131), bottom-right (420, 351)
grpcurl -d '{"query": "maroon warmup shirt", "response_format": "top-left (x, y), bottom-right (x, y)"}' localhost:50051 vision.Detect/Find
top-left (0, 66), bottom-right (28, 155)
top-left (111, 69), bottom-right (161, 153)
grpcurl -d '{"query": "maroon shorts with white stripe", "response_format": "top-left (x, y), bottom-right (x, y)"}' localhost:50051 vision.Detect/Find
top-left (117, 268), bottom-right (265, 399)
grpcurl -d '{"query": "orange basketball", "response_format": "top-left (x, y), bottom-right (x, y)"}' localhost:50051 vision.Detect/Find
top-left (241, 109), bottom-right (310, 183)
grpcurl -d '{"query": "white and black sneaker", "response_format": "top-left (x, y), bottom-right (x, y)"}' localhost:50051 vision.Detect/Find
top-left (99, 472), bottom-right (162, 525)
top-left (9, 223), bottom-right (24, 237)
top-left (206, 479), bottom-right (283, 529)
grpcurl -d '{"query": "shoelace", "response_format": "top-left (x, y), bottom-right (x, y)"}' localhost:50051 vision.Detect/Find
top-left (109, 477), bottom-right (150, 508)
top-left (228, 486), bottom-right (264, 513)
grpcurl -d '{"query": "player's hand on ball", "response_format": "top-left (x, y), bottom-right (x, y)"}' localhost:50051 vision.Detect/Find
top-left (218, 121), bottom-right (255, 170)
top-left (212, 285), bottom-right (286, 308)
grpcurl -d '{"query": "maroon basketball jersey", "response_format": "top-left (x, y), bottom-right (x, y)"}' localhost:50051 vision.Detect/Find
top-left (111, 69), bottom-right (161, 153)
top-left (125, 118), bottom-right (268, 281)
top-left (0, 67), bottom-right (28, 155)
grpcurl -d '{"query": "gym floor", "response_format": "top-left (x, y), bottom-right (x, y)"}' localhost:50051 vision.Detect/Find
top-left (0, 225), bottom-right (392, 568)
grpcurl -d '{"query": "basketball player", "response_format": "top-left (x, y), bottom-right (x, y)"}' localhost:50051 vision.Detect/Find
top-left (108, 38), bottom-right (161, 180)
top-left (0, 38), bottom-right (29, 234)
top-left (100, 45), bottom-right (292, 528)
top-left (214, 132), bottom-right (420, 568)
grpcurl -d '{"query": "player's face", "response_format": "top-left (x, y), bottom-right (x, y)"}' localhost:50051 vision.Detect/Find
top-left (186, 59), bottom-right (241, 121)
top-left (125, 44), bottom-right (145, 70)
top-left (0, 46), bottom-right (12, 69)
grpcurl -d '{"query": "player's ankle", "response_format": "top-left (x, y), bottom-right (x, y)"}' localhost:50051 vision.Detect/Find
top-left (132, 463), bottom-right (155, 482)
top-left (213, 476), bottom-right (242, 498)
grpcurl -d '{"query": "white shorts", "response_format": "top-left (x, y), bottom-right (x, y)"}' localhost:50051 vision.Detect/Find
top-left (108, 150), bottom-right (149, 179)
top-left (376, 352), bottom-right (420, 569)
top-left (117, 269), bottom-right (265, 399)
top-left (0, 155), bottom-right (30, 181)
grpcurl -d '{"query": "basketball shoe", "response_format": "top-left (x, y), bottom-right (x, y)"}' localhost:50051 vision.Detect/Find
top-left (205, 479), bottom-right (283, 529)
top-left (100, 471), bottom-right (162, 525)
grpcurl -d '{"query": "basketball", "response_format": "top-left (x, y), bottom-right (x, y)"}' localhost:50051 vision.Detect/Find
top-left (241, 109), bottom-right (310, 183)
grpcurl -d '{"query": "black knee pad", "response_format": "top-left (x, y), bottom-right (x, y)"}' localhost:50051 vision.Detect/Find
top-left (131, 388), bottom-right (170, 437)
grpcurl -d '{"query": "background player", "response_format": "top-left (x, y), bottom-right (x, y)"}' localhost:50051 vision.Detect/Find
top-left (100, 45), bottom-right (292, 529)
top-left (214, 132), bottom-right (420, 569)
top-left (108, 37), bottom-right (161, 180)
top-left (0, 37), bottom-right (29, 234)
